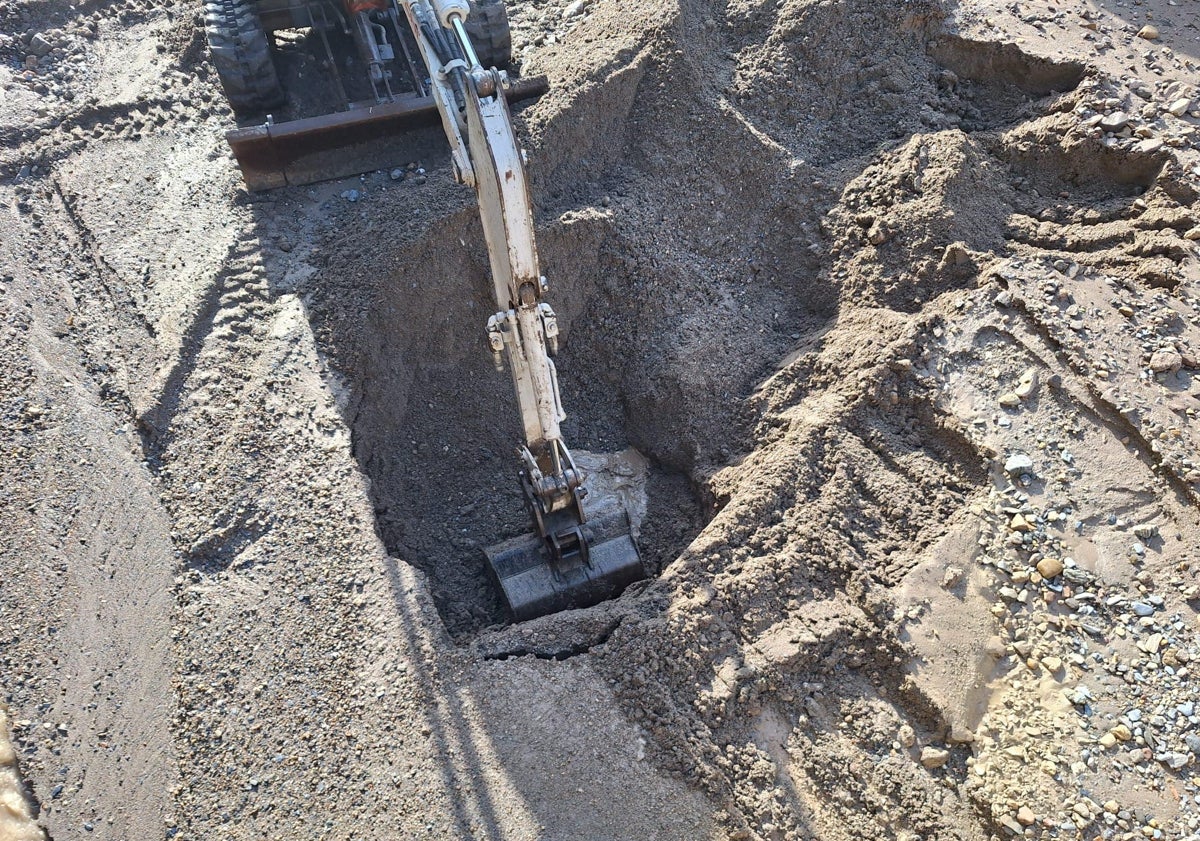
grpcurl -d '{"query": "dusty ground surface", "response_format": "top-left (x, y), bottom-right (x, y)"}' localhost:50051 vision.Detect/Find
top-left (3, 0), bottom-right (1200, 839)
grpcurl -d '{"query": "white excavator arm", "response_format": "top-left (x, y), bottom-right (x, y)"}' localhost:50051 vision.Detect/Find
top-left (395, 0), bottom-right (643, 620)
top-left (397, 0), bottom-right (579, 517)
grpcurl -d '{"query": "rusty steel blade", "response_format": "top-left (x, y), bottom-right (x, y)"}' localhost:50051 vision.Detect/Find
top-left (226, 76), bottom-right (549, 191)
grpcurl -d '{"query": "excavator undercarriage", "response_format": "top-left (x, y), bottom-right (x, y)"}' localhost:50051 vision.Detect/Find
top-left (205, 0), bottom-right (645, 621)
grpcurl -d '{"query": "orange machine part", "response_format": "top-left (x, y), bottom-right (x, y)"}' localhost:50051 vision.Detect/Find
top-left (345, 0), bottom-right (385, 13)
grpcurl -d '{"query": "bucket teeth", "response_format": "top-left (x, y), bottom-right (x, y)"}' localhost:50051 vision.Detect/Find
top-left (484, 511), bottom-right (643, 622)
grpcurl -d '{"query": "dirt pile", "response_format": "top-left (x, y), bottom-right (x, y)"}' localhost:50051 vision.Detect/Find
top-left (2, 0), bottom-right (1199, 838)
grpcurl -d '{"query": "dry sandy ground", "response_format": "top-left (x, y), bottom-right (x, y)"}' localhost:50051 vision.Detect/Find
top-left (2, 0), bottom-right (1200, 839)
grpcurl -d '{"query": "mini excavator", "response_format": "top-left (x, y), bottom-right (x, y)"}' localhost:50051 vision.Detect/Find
top-left (204, 0), bottom-right (644, 620)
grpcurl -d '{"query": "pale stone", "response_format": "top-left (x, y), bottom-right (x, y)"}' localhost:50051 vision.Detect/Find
top-left (1037, 557), bottom-right (1064, 578)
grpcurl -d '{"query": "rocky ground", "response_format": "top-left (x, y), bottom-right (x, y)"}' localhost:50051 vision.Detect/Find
top-left (2, 0), bottom-right (1199, 839)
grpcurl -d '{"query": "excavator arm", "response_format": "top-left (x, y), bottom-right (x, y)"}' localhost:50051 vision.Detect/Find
top-left (397, 0), bottom-right (643, 621)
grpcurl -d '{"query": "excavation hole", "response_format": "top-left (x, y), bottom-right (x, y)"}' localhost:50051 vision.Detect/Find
top-left (279, 154), bottom-right (836, 638)
top-left (930, 36), bottom-right (1086, 98)
top-left (927, 37), bottom-right (1086, 132)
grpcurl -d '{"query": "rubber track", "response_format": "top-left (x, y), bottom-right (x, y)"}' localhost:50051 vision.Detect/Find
top-left (465, 0), bottom-right (511, 70)
top-left (204, 0), bottom-right (284, 115)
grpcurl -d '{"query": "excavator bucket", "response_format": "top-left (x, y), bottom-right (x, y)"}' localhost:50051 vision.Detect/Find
top-left (485, 510), bottom-right (644, 622)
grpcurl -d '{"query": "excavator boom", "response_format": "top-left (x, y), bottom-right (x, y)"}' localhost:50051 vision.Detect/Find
top-left (397, 0), bottom-right (644, 620)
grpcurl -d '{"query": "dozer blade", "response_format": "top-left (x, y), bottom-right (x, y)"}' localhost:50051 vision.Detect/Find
top-left (485, 510), bottom-right (644, 623)
top-left (226, 76), bottom-right (548, 191)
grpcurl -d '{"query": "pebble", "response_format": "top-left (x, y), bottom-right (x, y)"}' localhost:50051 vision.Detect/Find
top-left (999, 392), bottom-right (1021, 408)
top-left (1015, 369), bottom-right (1039, 400)
top-left (1148, 349), bottom-right (1182, 374)
top-left (1162, 752), bottom-right (1189, 770)
top-left (1037, 557), bottom-right (1064, 579)
top-left (341, 189), bottom-right (360, 202)
top-left (1132, 602), bottom-right (1155, 617)
top-left (28, 32), bottom-right (54, 57)
top-left (1136, 24), bottom-right (1159, 40)
top-left (920, 746), bottom-right (950, 769)
top-left (1100, 112), bottom-right (1130, 132)
top-left (1017, 806), bottom-right (1036, 826)
top-left (1004, 453), bottom-right (1034, 477)
top-left (1009, 514), bottom-right (1034, 533)
top-left (389, 168), bottom-right (405, 181)
top-left (1167, 98), bottom-right (1192, 117)
top-left (562, 0), bottom-right (586, 18)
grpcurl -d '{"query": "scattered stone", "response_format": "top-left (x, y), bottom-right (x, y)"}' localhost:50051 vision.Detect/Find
top-left (1067, 685), bottom-right (1093, 707)
top-left (998, 392), bottom-right (1021, 408)
top-left (1167, 98), bottom-right (1192, 117)
top-left (1004, 453), bottom-right (1034, 477)
top-left (1014, 369), bottom-right (1039, 400)
top-left (948, 724), bottom-right (974, 744)
top-left (1138, 633), bottom-right (1164, 654)
top-left (389, 168), bottom-right (405, 181)
top-left (341, 189), bottom-right (360, 202)
top-left (27, 32), bottom-right (54, 57)
top-left (1100, 111), bottom-right (1130, 132)
top-left (1161, 751), bottom-right (1189, 770)
top-left (1132, 601), bottom-right (1155, 617)
top-left (562, 0), bottom-right (587, 18)
top-left (898, 724), bottom-right (916, 748)
top-left (1110, 724), bottom-right (1133, 742)
top-left (1136, 24), bottom-right (1159, 40)
top-left (1042, 655), bottom-right (1063, 675)
top-left (997, 816), bottom-right (1024, 835)
top-left (920, 746), bottom-right (950, 769)
top-left (1009, 514), bottom-right (1034, 533)
top-left (1132, 523), bottom-right (1158, 540)
top-left (1037, 557), bottom-right (1064, 579)
top-left (1148, 349), bottom-right (1182, 374)
top-left (941, 566), bottom-right (963, 588)
top-left (1017, 806), bottom-right (1036, 826)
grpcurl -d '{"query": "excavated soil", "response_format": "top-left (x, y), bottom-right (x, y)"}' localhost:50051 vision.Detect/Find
top-left (3, 0), bottom-right (1200, 839)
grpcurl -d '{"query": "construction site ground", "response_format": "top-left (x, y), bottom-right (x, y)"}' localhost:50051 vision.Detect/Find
top-left (3, 0), bottom-right (1200, 839)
